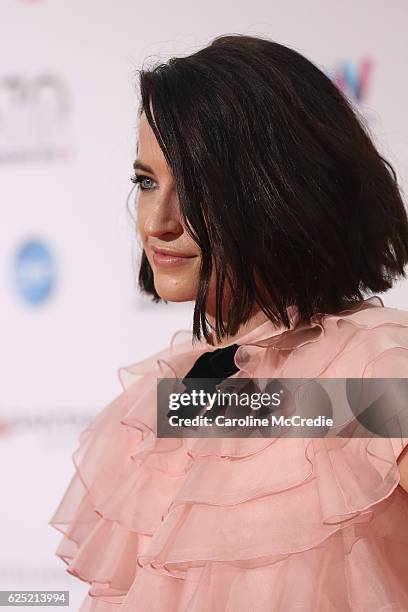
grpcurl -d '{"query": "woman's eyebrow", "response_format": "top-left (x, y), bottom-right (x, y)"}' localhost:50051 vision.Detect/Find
top-left (133, 159), bottom-right (155, 173)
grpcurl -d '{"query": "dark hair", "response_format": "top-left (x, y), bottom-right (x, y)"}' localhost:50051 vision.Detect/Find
top-left (133, 33), bottom-right (408, 344)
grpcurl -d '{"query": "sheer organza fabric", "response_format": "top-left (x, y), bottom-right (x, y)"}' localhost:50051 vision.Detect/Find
top-left (49, 296), bottom-right (408, 611)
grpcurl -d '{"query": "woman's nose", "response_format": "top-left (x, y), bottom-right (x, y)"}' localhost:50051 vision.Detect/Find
top-left (143, 200), bottom-right (182, 238)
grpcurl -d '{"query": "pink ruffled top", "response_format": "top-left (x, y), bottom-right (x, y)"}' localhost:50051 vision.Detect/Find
top-left (49, 295), bottom-right (408, 611)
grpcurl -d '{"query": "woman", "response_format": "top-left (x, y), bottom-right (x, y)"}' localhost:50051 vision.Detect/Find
top-left (49, 34), bottom-right (408, 611)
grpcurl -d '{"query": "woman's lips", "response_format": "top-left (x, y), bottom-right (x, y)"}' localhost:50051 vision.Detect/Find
top-left (151, 247), bottom-right (197, 268)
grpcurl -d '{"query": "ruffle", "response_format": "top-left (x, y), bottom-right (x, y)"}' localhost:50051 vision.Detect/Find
top-left (49, 295), bottom-right (408, 611)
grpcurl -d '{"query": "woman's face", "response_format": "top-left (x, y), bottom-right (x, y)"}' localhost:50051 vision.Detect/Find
top-left (135, 111), bottom-right (202, 303)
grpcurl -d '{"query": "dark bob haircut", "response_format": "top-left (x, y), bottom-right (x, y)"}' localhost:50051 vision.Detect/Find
top-left (133, 33), bottom-right (408, 344)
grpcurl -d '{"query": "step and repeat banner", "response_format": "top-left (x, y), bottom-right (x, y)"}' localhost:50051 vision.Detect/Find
top-left (1, 0), bottom-right (407, 609)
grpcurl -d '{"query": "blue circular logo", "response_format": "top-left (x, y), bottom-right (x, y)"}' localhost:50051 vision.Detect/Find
top-left (14, 240), bottom-right (57, 305)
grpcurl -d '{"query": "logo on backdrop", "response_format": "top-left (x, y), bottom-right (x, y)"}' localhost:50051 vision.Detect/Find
top-left (326, 57), bottom-right (373, 104)
top-left (13, 239), bottom-right (57, 305)
top-left (325, 57), bottom-right (377, 126)
top-left (0, 73), bottom-right (74, 163)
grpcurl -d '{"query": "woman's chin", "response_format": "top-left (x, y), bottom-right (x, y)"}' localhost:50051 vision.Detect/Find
top-left (153, 278), bottom-right (197, 303)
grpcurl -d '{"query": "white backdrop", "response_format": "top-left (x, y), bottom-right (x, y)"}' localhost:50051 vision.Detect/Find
top-left (1, 0), bottom-right (408, 609)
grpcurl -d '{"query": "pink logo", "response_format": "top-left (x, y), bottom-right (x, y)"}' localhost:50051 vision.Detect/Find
top-left (0, 420), bottom-right (12, 437)
top-left (326, 57), bottom-right (374, 104)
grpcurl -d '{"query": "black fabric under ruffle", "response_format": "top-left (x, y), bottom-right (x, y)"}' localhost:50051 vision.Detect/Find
top-left (165, 344), bottom-right (240, 423)
top-left (182, 343), bottom-right (239, 381)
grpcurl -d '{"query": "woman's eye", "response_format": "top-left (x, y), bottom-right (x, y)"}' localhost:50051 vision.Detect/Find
top-left (130, 174), bottom-right (156, 191)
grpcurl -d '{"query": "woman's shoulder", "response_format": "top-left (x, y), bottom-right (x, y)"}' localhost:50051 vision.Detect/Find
top-left (319, 296), bottom-right (408, 378)
top-left (117, 328), bottom-right (203, 391)
top-left (237, 296), bottom-right (408, 378)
